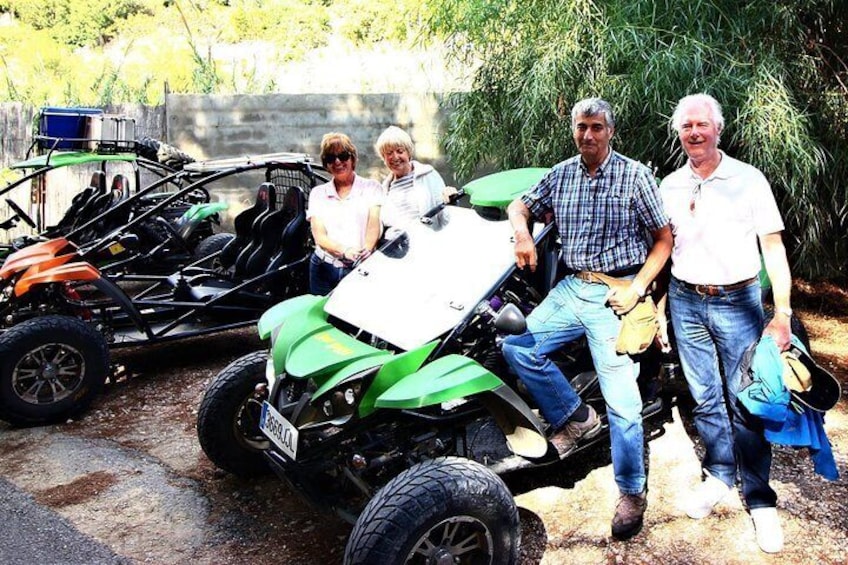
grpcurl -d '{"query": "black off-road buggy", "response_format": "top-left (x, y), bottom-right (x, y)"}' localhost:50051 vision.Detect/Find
top-left (0, 153), bottom-right (329, 427)
top-left (1, 106), bottom-right (229, 273)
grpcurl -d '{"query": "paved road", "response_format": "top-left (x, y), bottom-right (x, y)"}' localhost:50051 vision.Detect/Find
top-left (0, 477), bottom-right (128, 565)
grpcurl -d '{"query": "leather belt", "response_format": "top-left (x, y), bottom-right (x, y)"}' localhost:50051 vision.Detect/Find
top-left (314, 247), bottom-right (348, 268)
top-left (567, 265), bottom-right (642, 284)
top-left (677, 276), bottom-right (757, 296)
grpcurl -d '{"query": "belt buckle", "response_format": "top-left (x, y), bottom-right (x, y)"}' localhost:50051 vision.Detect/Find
top-left (694, 284), bottom-right (717, 296)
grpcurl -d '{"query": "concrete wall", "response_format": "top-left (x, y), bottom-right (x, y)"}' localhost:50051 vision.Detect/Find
top-left (165, 92), bottom-right (451, 183)
top-left (1, 94), bottom-right (453, 238)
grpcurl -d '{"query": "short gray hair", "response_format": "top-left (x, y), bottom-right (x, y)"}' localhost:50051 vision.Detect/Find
top-left (374, 126), bottom-right (415, 159)
top-left (671, 93), bottom-right (725, 133)
top-left (571, 97), bottom-right (616, 129)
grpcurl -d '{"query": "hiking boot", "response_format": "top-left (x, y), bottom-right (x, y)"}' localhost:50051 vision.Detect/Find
top-left (681, 470), bottom-right (731, 519)
top-left (549, 405), bottom-right (602, 457)
top-left (751, 507), bottom-right (784, 553)
top-left (611, 491), bottom-right (648, 540)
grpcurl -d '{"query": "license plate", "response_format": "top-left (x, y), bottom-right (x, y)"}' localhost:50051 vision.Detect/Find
top-left (260, 401), bottom-right (298, 460)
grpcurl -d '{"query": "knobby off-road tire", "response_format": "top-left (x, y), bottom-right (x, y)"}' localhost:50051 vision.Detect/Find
top-left (197, 350), bottom-right (271, 477)
top-left (344, 457), bottom-right (520, 565)
top-left (135, 137), bottom-right (195, 170)
top-left (0, 315), bottom-right (109, 426)
top-left (192, 232), bottom-right (235, 263)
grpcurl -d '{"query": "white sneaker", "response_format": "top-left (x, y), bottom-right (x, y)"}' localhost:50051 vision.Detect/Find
top-left (682, 471), bottom-right (731, 519)
top-left (751, 507), bottom-right (784, 553)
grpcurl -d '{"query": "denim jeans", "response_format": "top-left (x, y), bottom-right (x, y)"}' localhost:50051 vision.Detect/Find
top-left (502, 275), bottom-right (646, 495)
top-left (668, 276), bottom-right (776, 509)
top-left (308, 252), bottom-right (351, 296)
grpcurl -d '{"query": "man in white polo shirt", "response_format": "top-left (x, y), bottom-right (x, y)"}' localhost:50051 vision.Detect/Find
top-left (659, 93), bottom-right (793, 554)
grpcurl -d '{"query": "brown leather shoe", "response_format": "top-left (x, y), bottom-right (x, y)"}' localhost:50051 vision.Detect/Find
top-left (549, 405), bottom-right (602, 457)
top-left (611, 491), bottom-right (647, 540)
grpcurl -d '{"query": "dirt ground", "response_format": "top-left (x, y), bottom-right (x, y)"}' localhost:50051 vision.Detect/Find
top-left (0, 280), bottom-right (846, 564)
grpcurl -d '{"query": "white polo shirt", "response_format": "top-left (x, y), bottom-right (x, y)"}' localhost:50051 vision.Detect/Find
top-left (660, 152), bottom-right (784, 285)
top-left (307, 174), bottom-right (383, 252)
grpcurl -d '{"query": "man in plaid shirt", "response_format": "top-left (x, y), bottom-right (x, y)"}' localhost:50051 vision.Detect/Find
top-left (503, 97), bottom-right (672, 541)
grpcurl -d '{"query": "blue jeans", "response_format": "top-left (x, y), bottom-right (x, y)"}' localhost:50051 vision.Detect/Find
top-left (502, 276), bottom-right (645, 495)
top-left (308, 252), bottom-right (351, 296)
top-left (668, 276), bottom-right (776, 509)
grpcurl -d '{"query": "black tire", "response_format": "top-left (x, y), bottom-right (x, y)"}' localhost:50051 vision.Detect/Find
top-left (344, 457), bottom-right (520, 565)
top-left (134, 137), bottom-right (195, 170)
top-left (197, 350), bottom-right (271, 477)
top-left (192, 232), bottom-right (235, 262)
top-left (0, 315), bottom-right (110, 426)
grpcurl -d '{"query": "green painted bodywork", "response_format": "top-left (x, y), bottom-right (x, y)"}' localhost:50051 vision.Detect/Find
top-left (375, 354), bottom-right (502, 409)
top-left (312, 354), bottom-right (394, 400)
top-left (463, 167), bottom-right (550, 209)
top-left (285, 326), bottom-right (386, 381)
top-left (181, 201), bottom-right (228, 222)
top-left (357, 341), bottom-right (439, 416)
top-left (258, 294), bottom-right (326, 340)
top-left (10, 152), bottom-right (137, 170)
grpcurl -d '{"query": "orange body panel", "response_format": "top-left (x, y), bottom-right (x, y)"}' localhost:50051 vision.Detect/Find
top-left (14, 261), bottom-right (101, 297)
top-left (1, 238), bottom-right (78, 280)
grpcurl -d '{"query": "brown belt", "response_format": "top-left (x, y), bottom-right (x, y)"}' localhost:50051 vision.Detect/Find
top-left (573, 271), bottom-right (611, 284)
top-left (677, 276), bottom-right (757, 296)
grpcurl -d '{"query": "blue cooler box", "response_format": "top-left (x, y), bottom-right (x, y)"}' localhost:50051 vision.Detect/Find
top-left (38, 107), bottom-right (104, 150)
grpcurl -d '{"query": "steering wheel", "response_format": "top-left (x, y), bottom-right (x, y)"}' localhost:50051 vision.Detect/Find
top-left (154, 215), bottom-right (190, 252)
top-left (5, 198), bottom-right (36, 229)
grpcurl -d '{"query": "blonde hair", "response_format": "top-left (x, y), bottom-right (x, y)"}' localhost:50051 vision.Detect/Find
top-left (374, 126), bottom-right (415, 159)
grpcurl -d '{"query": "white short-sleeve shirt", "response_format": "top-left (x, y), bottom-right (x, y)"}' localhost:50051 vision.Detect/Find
top-left (660, 152), bottom-right (784, 285)
top-left (307, 174), bottom-right (383, 250)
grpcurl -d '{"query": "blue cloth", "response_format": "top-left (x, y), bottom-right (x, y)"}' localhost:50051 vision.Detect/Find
top-left (520, 150), bottom-right (668, 273)
top-left (738, 335), bottom-right (839, 481)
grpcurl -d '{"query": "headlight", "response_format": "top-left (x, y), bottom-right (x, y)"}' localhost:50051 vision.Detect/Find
top-left (265, 357), bottom-right (277, 387)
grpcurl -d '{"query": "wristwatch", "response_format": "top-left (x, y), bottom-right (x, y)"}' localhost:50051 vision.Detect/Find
top-left (775, 306), bottom-right (793, 318)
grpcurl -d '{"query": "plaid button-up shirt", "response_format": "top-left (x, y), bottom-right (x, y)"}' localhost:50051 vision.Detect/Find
top-left (521, 150), bottom-right (668, 273)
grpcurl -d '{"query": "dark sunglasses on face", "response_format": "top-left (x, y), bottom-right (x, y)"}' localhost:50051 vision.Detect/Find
top-left (323, 151), bottom-right (352, 164)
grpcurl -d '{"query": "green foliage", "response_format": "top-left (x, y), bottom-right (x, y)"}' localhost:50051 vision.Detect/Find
top-left (336, 0), bottom-right (415, 45)
top-left (429, 0), bottom-right (848, 280)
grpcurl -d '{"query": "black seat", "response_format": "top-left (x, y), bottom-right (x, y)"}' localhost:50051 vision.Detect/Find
top-left (44, 171), bottom-right (107, 237)
top-left (266, 185), bottom-right (308, 271)
top-left (67, 171), bottom-right (108, 231)
top-left (178, 185), bottom-right (308, 302)
top-left (217, 182), bottom-right (274, 270)
top-left (240, 186), bottom-right (306, 278)
top-left (75, 173), bottom-right (131, 240)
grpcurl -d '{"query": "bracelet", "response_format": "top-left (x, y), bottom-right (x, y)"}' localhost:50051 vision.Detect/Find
top-left (775, 306), bottom-right (793, 318)
top-left (630, 282), bottom-right (646, 298)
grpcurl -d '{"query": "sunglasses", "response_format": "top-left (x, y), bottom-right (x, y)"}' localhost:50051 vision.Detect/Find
top-left (323, 151), bottom-right (352, 164)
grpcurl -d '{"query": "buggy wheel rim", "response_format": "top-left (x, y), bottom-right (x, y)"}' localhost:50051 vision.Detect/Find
top-left (234, 396), bottom-right (270, 450)
top-left (407, 515), bottom-right (494, 564)
top-left (12, 343), bottom-right (86, 405)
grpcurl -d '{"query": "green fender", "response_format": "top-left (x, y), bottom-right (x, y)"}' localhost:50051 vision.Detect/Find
top-left (375, 354), bottom-right (549, 458)
top-left (374, 354), bottom-right (503, 409)
top-left (181, 201), bottom-right (228, 222)
top-left (258, 294), bottom-right (326, 340)
top-left (312, 354), bottom-right (395, 401)
top-left (285, 326), bottom-right (386, 382)
top-left (463, 167), bottom-right (550, 209)
top-left (357, 342), bottom-right (440, 416)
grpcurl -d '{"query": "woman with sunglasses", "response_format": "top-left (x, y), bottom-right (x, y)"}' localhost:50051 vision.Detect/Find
top-left (374, 126), bottom-right (457, 231)
top-left (307, 132), bottom-right (382, 295)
